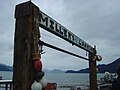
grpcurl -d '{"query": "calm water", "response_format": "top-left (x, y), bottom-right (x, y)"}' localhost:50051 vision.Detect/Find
top-left (0, 71), bottom-right (13, 80)
top-left (0, 71), bottom-right (106, 90)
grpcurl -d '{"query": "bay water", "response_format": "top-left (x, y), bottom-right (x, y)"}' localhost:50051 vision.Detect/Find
top-left (0, 71), bottom-right (105, 89)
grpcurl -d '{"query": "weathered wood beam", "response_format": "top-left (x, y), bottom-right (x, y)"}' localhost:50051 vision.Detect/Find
top-left (13, 1), bottom-right (40, 90)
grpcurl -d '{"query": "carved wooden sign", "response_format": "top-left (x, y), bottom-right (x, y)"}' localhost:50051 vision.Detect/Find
top-left (39, 11), bottom-right (94, 53)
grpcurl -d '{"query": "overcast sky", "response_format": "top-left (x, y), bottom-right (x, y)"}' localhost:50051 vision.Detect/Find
top-left (0, 0), bottom-right (120, 70)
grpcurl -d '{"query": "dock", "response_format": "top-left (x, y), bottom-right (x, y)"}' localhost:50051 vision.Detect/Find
top-left (0, 79), bottom-right (112, 90)
top-left (0, 80), bottom-right (12, 90)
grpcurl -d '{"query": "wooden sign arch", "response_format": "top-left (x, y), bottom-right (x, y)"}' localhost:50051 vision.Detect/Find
top-left (13, 1), bottom-right (101, 90)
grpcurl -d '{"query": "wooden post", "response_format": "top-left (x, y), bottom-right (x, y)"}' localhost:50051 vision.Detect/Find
top-left (13, 1), bottom-right (40, 90)
top-left (89, 48), bottom-right (97, 90)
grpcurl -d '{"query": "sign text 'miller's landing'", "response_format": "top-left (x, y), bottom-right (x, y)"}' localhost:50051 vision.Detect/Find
top-left (39, 11), bottom-right (94, 53)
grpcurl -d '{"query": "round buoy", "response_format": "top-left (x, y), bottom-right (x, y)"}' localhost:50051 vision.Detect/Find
top-left (36, 71), bottom-right (45, 81)
top-left (31, 81), bottom-right (42, 90)
top-left (97, 55), bottom-right (102, 61)
top-left (34, 59), bottom-right (42, 72)
top-left (39, 77), bottom-right (47, 88)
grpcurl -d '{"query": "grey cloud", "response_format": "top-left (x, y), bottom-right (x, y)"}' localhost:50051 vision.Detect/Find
top-left (0, 0), bottom-right (120, 70)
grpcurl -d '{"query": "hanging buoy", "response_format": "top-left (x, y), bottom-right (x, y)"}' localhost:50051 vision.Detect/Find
top-left (36, 71), bottom-right (45, 81)
top-left (31, 80), bottom-right (42, 90)
top-left (97, 55), bottom-right (102, 61)
top-left (39, 77), bottom-right (48, 88)
top-left (34, 59), bottom-right (42, 72)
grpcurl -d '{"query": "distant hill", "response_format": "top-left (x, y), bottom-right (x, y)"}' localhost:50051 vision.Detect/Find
top-left (0, 64), bottom-right (13, 71)
top-left (98, 58), bottom-right (120, 73)
top-left (51, 69), bottom-right (64, 73)
top-left (66, 58), bottom-right (120, 73)
top-left (43, 68), bottom-right (52, 73)
top-left (43, 68), bottom-right (65, 73)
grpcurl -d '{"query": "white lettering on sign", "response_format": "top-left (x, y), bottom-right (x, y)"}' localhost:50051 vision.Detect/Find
top-left (39, 11), bottom-right (94, 53)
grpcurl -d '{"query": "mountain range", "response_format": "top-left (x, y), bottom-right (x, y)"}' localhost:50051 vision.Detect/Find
top-left (43, 69), bottom-right (65, 73)
top-left (0, 64), bottom-right (13, 71)
top-left (0, 64), bottom-right (65, 73)
top-left (65, 58), bottom-right (120, 73)
top-left (0, 58), bottom-right (120, 73)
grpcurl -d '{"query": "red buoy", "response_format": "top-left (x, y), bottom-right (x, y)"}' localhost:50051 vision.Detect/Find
top-left (34, 59), bottom-right (42, 72)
